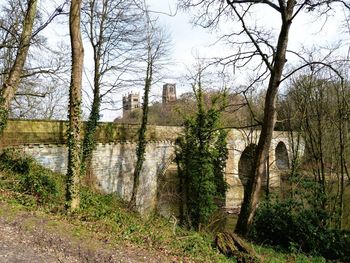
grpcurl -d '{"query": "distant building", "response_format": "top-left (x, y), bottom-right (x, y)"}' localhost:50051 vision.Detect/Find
top-left (122, 92), bottom-right (140, 116)
top-left (162, 83), bottom-right (176, 104)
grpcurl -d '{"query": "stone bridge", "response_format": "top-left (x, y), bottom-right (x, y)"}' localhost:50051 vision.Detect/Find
top-left (0, 119), bottom-right (301, 215)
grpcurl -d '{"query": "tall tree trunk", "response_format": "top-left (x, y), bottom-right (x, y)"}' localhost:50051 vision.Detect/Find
top-left (81, 0), bottom-right (104, 177)
top-left (129, 60), bottom-right (152, 209)
top-left (337, 81), bottom-right (345, 229)
top-left (0, 0), bottom-right (38, 135)
top-left (235, 3), bottom-right (295, 236)
top-left (65, 0), bottom-right (84, 212)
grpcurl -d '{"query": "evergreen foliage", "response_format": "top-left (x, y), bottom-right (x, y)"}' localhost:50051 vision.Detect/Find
top-left (0, 98), bottom-right (8, 136)
top-left (176, 84), bottom-right (228, 230)
top-left (0, 150), bottom-right (62, 205)
top-left (250, 176), bottom-right (350, 262)
top-left (81, 98), bottom-right (100, 176)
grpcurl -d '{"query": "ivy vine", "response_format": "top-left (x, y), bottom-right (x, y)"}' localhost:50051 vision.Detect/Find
top-left (176, 87), bottom-right (228, 230)
top-left (0, 98), bottom-right (9, 136)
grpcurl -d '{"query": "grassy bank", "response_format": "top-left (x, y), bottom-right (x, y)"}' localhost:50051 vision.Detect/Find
top-left (0, 149), bottom-right (326, 262)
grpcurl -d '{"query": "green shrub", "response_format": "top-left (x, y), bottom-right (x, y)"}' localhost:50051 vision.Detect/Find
top-left (0, 149), bottom-right (31, 174)
top-left (20, 166), bottom-right (58, 203)
top-left (250, 199), bottom-right (350, 261)
top-left (0, 150), bottom-right (61, 205)
top-left (321, 229), bottom-right (350, 261)
top-left (249, 200), bottom-right (295, 248)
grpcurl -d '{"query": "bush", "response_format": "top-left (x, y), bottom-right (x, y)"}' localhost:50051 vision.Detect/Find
top-left (250, 199), bottom-right (350, 261)
top-left (321, 229), bottom-right (350, 261)
top-left (0, 150), bottom-right (60, 204)
top-left (20, 165), bottom-right (58, 203)
top-left (0, 149), bottom-right (31, 174)
top-left (249, 200), bottom-right (295, 248)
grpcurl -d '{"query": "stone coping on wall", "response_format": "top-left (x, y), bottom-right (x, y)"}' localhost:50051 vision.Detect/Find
top-left (0, 119), bottom-right (292, 148)
top-left (0, 119), bottom-right (182, 147)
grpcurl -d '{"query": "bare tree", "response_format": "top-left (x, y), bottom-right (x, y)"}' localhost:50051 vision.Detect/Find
top-left (10, 77), bottom-right (69, 120)
top-left (9, 42), bottom-right (70, 120)
top-left (280, 64), bottom-right (350, 229)
top-left (80, 0), bottom-right (144, 176)
top-left (0, 0), bottom-right (38, 134)
top-left (65, 0), bottom-right (84, 212)
top-left (0, 0), bottom-right (70, 122)
top-left (179, 0), bottom-right (350, 236)
top-left (129, 2), bottom-right (170, 209)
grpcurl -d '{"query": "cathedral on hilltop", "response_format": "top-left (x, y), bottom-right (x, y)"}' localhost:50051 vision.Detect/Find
top-left (122, 83), bottom-right (177, 118)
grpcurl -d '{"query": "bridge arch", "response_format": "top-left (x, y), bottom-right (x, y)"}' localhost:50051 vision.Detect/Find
top-left (238, 144), bottom-right (257, 188)
top-left (155, 154), bottom-right (180, 218)
top-left (238, 143), bottom-right (268, 189)
top-left (275, 141), bottom-right (289, 170)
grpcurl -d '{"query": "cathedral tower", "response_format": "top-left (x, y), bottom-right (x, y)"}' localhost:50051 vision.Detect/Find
top-left (162, 83), bottom-right (176, 104)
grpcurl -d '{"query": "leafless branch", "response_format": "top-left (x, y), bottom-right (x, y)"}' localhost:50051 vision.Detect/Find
top-left (32, 1), bottom-right (69, 38)
top-left (15, 92), bottom-right (47, 97)
top-left (281, 61), bottom-right (344, 83)
top-left (226, 0), bottom-right (281, 12)
top-left (228, 3), bottom-right (273, 71)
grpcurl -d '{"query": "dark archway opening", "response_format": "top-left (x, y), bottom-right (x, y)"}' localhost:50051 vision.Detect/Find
top-left (156, 159), bottom-right (180, 218)
top-left (275, 141), bottom-right (289, 170)
top-left (275, 141), bottom-right (292, 199)
top-left (238, 144), bottom-right (257, 188)
top-left (238, 144), bottom-right (267, 193)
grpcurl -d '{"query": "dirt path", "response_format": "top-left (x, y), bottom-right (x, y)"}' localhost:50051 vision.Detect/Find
top-left (0, 218), bottom-right (79, 263)
top-left (0, 202), bottom-right (175, 263)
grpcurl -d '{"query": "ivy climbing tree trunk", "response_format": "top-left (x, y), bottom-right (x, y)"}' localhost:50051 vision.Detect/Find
top-left (128, 60), bottom-right (152, 209)
top-left (80, 50), bottom-right (101, 178)
top-left (175, 67), bottom-right (228, 230)
top-left (0, 0), bottom-right (38, 135)
top-left (128, 3), bottom-right (169, 209)
top-left (65, 0), bottom-right (84, 212)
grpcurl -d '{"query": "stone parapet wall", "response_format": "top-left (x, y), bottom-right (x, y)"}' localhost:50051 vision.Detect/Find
top-left (1, 119), bottom-right (68, 146)
top-left (0, 119), bottom-right (181, 147)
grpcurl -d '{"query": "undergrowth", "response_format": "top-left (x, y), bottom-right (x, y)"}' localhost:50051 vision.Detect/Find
top-left (250, 199), bottom-right (350, 262)
top-left (0, 149), bottom-right (65, 209)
